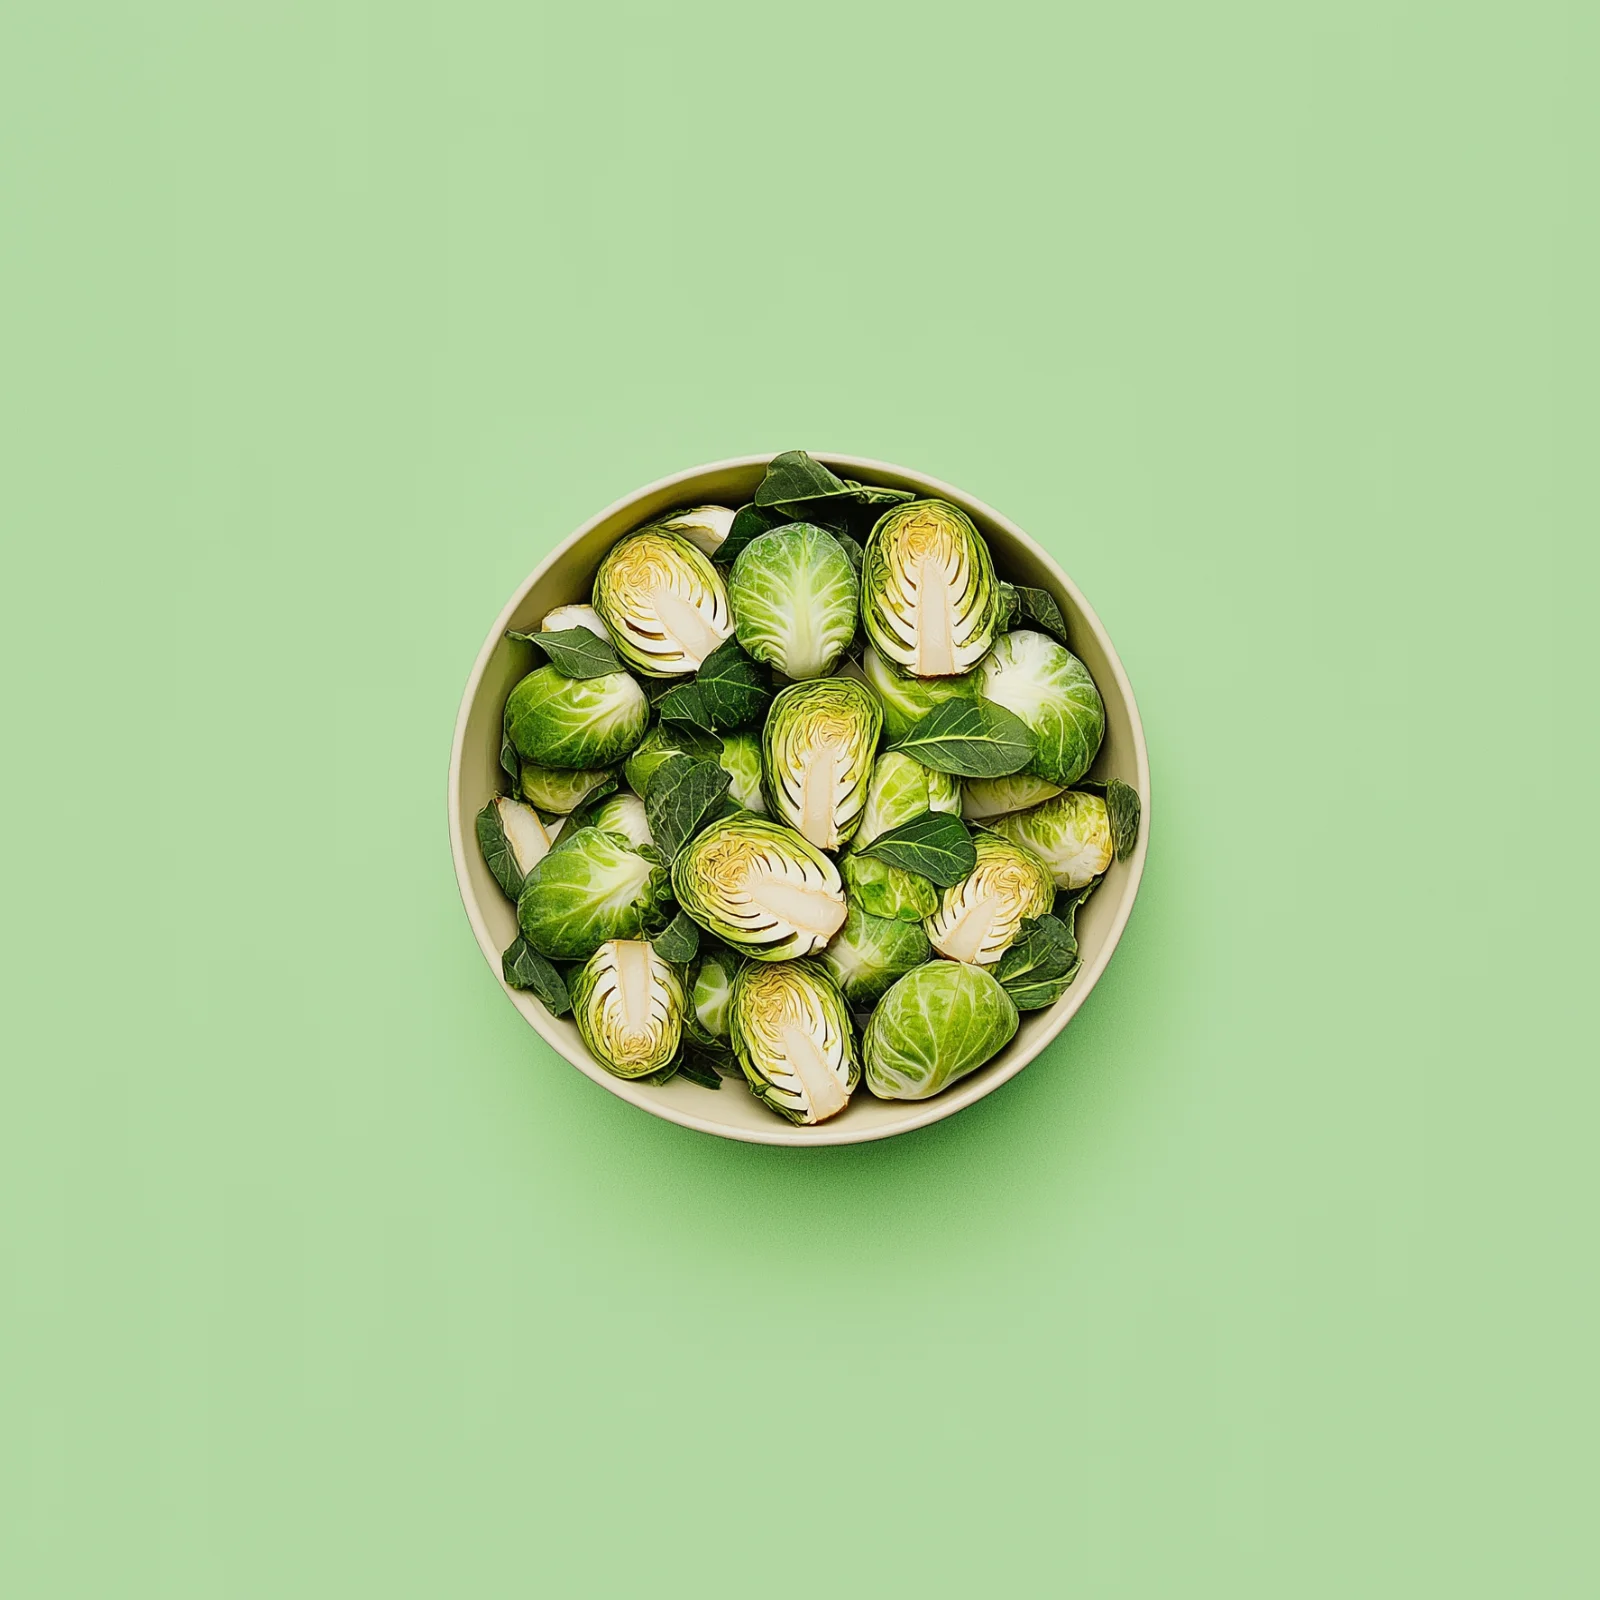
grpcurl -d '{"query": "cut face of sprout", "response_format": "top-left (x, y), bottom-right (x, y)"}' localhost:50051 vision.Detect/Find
top-left (495, 796), bottom-right (551, 875)
top-left (571, 939), bottom-right (683, 1079)
top-left (593, 529), bottom-right (733, 677)
top-left (925, 832), bottom-right (1054, 966)
top-left (541, 603), bottom-right (610, 640)
top-left (730, 962), bottom-right (859, 1125)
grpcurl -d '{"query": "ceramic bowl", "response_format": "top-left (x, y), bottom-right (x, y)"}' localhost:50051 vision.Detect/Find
top-left (448, 454), bottom-right (1149, 1145)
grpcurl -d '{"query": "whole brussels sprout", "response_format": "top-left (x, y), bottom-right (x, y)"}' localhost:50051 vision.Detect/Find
top-left (978, 629), bottom-right (1105, 787)
top-left (584, 792), bottom-right (653, 852)
top-left (861, 644), bottom-right (981, 743)
top-left (838, 750), bottom-right (961, 923)
top-left (960, 772), bottom-right (1065, 822)
top-left (592, 528), bottom-right (733, 677)
top-left (653, 504), bottom-right (737, 558)
top-left (991, 791), bottom-right (1114, 891)
top-left (540, 602), bottom-right (610, 639)
top-left (684, 942), bottom-right (742, 1049)
top-left (570, 939), bottom-right (684, 1079)
top-left (728, 523), bottom-right (858, 680)
top-left (761, 677), bottom-right (881, 850)
top-left (717, 731), bottom-right (765, 813)
top-left (729, 960), bottom-right (860, 1125)
top-left (861, 499), bottom-right (1000, 676)
top-left (519, 761), bottom-right (617, 814)
top-left (624, 723), bottom-right (721, 797)
top-left (863, 961), bottom-right (1019, 1101)
top-left (925, 830), bottom-right (1054, 966)
top-left (516, 826), bottom-right (672, 960)
top-left (815, 902), bottom-right (932, 1010)
top-left (505, 665), bottom-right (649, 771)
top-left (671, 813), bottom-right (847, 961)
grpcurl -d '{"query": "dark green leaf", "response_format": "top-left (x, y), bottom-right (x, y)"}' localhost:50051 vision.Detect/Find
top-left (654, 909), bottom-right (701, 964)
top-left (533, 627), bottom-right (623, 678)
top-left (997, 581), bottom-right (1022, 628)
top-left (856, 810), bottom-right (976, 888)
top-left (501, 936), bottom-right (572, 1014)
top-left (1074, 778), bottom-right (1141, 861)
top-left (675, 1047), bottom-right (725, 1090)
top-left (658, 636), bottom-right (771, 731)
top-left (839, 479), bottom-right (915, 506)
top-left (717, 503), bottom-right (785, 563)
top-left (831, 530), bottom-right (865, 578)
top-left (1014, 586), bottom-right (1072, 645)
top-left (640, 1062), bottom-right (680, 1086)
top-left (754, 450), bottom-right (853, 507)
top-left (475, 800), bottom-right (524, 900)
top-left (891, 698), bottom-right (1034, 778)
top-left (499, 725), bottom-right (522, 792)
top-left (645, 756), bottom-right (732, 860)
top-left (994, 914), bottom-right (1080, 1011)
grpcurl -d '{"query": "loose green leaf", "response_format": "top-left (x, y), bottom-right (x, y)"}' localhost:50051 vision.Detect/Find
top-left (645, 755), bottom-right (732, 860)
top-left (639, 1062), bottom-right (680, 1086)
top-left (839, 479), bottom-right (915, 506)
top-left (832, 530), bottom-right (865, 577)
top-left (675, 1047), bottom-right (725, 1090)
top-left (998, 581), bottom-right (1023, 628)
top-left (994, 914), bottom-right (1080, 1010)
top-left (754, 450), bottom-right (853, 507)
top-left (717, 503), bottom-right (785, 563)
top-left (1073, 778), bottom-right (1141, 861)
top-left (503, 627), bottom-right (541, 645)
top-left (1014, 585), bottom-right (1072, 645)
top-left (655, 909), bottom-right (701, 964)
top-left (502, 936), bottom-right (572, 1014)
top-left (891, 697), bottom-right (1034, 778)
top-left (476, 799), bottom-right (524, 899)
top-left (499, 724), bottom-right (521, 792)
top-left (855, 809), bottom-right (977, 888)
top-left (658, 636), bottom-right (771, 732)
top-left (535, 627), bottom-right (624, 678)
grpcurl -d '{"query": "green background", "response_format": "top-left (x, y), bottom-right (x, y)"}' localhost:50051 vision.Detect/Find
top-left (3, 2), bottom-right (1592, 1594)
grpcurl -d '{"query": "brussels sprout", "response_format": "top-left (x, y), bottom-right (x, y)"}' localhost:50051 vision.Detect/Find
top-left (476, 795), bottom-right (553, 899)
top-left (991, 791), bottom-right (1113, 890)
top-left (717, 731), bottom-right (765, 813)
top-left (541, 603), bottom-right (610, 640)
top-left (729, 960), bottom-right (860, 1125)
top-left (924, 831), bottom-right (1054, 966)
top-left (519, 761), bottom-right (617, 814)
top-left (685, 942), bottom-right (741, 1049)
top-left (516, 826), bottom-right (672, 960)
top-left (960, 773), bottom-right (1065, 822)
top-left (728, 523), bottom-right (858, 680)
top-left (654, 504), bottom-right (737, 558)
top-left (861, 644), bottom-right (982, 742)
top-left (671, 813), bottom-right (847, 961)
top-left (861, 499), bottom-right (1000, 677)
top-left (624, 723), bottom-right (721, 797)
top-left (761, 677), bottom-right (881, 850)
top-left (863, 962), bottom-right (1019, 1101)
top-left (978, 629), bottom-right (1105, 787)
top-left (837, 750), bottom-right (960, 922)
top-left (584, 792), bottom-right (653, 852)
top-left (815, 902), bottom-right (932, 1010)
top-left (570, 939), bottom-right (684, 1079)
top-left (504, 665), bottom-right (649, 771)
top-left (592, 528), bottom-right (733, 677)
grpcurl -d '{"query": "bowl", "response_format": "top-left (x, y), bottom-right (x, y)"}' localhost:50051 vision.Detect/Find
top-left (448, 453), bottom-right (1149, 1146)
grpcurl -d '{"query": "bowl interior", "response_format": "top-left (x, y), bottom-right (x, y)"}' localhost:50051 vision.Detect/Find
top-left (450, 455), bottom-right (1148, 1145)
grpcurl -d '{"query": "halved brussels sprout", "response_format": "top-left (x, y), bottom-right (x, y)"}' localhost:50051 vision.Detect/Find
top-left (654, 504), bottom-right (736, 558)
top-left (519, 761), bottom-right (617, 814)
top-left (960, 772), bottom-right (1066, 822)
top-left (671, 813), bottom-right (847, 961)
top-left (476, 795), bottom-right (553, 899)
top-left (861, 499), bottom-right (1000, 676)
top-left (504, 665), bottom-right (649, 770)
top-left (728, 523), bottom-right (858, 680)
top-left (570, 939), bottom-right (684, 1079)
top-left (516, 826), bottom-right (672, 960)
top-left (685, 942), bottom-right (741, 1049)
top-left (978, 629), bottom-right (1105, 787)
top-left (863, 961), bottom-right (1019, 1101)
top-left (729, 960), bottom-right (860, 1125)
top-left (838, 750), bottom-right (961, 922)
top-left (541, 602), bottom-right (610, 639)
top-left (991, 791), bottom-right (1113, 890)
top-left (717, 731), bottom-right (765, 813)
top-left (815, 902), bottom-right (932, 1010)
top-left (924, 831), bottom-right (1054, 965)
top-left (584, 792), bottom-right (653, 852)
top-left (761, 677), bottom-right (881, 850)
top-left (592, 528), bottom-right (733, 677)
top-left (861, 644), bottom-right (982, 742)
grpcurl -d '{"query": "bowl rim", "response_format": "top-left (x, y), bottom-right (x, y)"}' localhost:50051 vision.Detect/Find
top-left (448, 452), bottom-right (1151, 1146)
